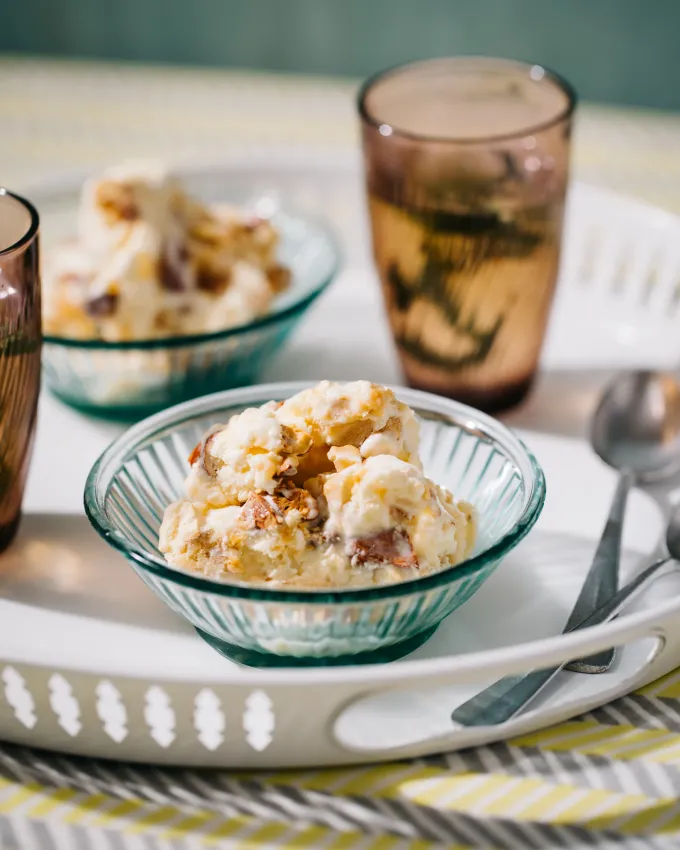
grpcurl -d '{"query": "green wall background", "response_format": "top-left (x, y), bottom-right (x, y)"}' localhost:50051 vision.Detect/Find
top-left (3, 0), bottom-right (680, 110)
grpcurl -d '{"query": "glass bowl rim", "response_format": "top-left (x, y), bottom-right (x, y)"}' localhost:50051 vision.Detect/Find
top-left (84, 381), bottom-right (546, 604)
top-left (358, 56), bottom-right (577, 146)
top-left (43, 210), bottom-right (342, 350)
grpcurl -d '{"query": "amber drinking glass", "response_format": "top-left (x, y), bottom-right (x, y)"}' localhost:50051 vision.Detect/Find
top-left (359, 57), bottom-right (576, 412)
top-left (0, 191), bottom-right (41, 552)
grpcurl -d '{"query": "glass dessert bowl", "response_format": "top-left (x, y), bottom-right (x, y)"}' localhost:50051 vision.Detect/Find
top-left (84, 382), bottom-right (545, 667)
top-left (40, 163), bottom-right (340, 420)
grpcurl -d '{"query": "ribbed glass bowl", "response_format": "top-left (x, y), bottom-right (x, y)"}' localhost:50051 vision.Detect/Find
top-left (84, 383), bottom-right (546, 667)
top-left (43, 210), bottom-right (340, 421)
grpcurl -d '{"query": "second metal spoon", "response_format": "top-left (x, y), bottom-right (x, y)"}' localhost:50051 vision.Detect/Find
top-left (569, 369), bottom-right (680, 673)
top-left (451, 502), bottom-right (680, 727)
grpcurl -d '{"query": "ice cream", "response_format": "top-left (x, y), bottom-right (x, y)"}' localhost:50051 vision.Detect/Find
top-left (159, 381), bottom-right (476, 589)
top-left (42, 161), bottom-right (290, 341)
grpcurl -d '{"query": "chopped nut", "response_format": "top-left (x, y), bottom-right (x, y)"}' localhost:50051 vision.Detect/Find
top-left (95, 181), bottom-right (139, 223)
top-left (158, 251), bottom-right (186, 292)
top-left (274, 486), bottom-right (320, 522)
top-left (350, 528), bottom-right (418, 569)
top-left (278, 457), bottom-right (298, 478)
top-left (267, 264), bottom-right (291, 293)
top-left (196, 265), bottom-right (231, 294)
top-left (188, 427), bottom-right (224, 475)
top-left (238, 487), bottom-right (320, 532)
top-left (238, 493), bottom-right (278, 530)
top-left (85, 292), bottom-right (118, 318)
top-left (201, 430), bottom-right (223, 477)
top-left (280, 425), bottom-right (312, 455)
top-left (305, 526), bottom-right (326, 548)
top-left (263, 495), bottom-right (285, 522)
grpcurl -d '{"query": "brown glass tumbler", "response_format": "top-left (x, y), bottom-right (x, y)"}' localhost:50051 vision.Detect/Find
top-left (359, 57), bottom-right (576, 412)
top-left (0, 190), bottom-right (41, 553)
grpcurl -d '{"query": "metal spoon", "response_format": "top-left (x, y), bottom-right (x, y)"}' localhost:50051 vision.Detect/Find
top-left (451, 502), bottom-right (680, 727)
top-left (568, 370), bottom-right (680, 673)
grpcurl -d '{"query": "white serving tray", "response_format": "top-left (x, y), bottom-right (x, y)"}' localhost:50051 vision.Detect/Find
top-left (3, 155), bottom-right (680, 768)
top-left (1, 402), bottom-right (679, 768)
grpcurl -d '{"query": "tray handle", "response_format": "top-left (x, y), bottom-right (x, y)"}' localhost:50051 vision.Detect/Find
top-left (330, 629), bottom-right (670, 758)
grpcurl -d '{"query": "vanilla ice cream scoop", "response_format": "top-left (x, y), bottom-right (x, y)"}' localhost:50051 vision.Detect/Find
top-left (43, 160), bottom-right (291, 342)
top-left (77, 161), bottom-right (181, 266)
top-left (160, 381), bottom-right (476, 589)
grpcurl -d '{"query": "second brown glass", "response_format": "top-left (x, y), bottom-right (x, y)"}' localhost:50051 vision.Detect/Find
top-left (359, 57), bottom-right (576, 412)
top-left (0, 190), bottom-right (41, 553)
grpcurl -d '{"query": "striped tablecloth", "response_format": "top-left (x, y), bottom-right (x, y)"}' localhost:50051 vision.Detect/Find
top-left (3, 57), bottom-right (680, 849)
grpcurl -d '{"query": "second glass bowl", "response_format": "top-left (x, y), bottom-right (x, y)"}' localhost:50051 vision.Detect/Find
top-left (40, 183), bottom-right (340, 420)
top-left (84, 383), bottom-right (546, 667)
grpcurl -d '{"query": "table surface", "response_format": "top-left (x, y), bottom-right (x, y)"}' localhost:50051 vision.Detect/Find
top-left (4, 56), bottom-right (680, 850)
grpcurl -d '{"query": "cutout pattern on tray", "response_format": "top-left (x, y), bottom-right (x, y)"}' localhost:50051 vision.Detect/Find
top-left (1, 665), bottom-right (276, 753)
top-left (96, 680), bottom-right (129, 743)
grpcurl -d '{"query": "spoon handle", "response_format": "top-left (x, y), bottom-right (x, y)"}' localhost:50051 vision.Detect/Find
top-left (451, 555), bottom-right (673, 727)
top-left (566, 469), bottom-right (634, 673)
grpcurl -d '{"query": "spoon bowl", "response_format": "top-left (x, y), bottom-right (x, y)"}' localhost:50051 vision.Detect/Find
top-left (591, 370), bottom-right (680, 482)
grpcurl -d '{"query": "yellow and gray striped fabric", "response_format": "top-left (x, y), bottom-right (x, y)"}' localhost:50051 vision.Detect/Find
top-left (4, 57), bottom-right (680, 848)
top-left (2, 669), bottom-right (680, 848)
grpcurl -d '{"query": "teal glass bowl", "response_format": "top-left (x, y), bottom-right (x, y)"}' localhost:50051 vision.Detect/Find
top-left (43, 210), bottom-right (340, 421)
top-left (84, 383), bottom-right (546, 667)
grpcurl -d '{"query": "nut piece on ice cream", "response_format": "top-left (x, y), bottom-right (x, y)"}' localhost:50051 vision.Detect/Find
top-left (185, 402), bottom-right (284, 507)
top-left (350, 529), bottom-right (418, 570)
top-left (159, 380), bottom-right (476, 589)
top-left (276, 380), bottom-right (421, 463)
top-left (42, 160), bottom-right (290, 342)
top-left (323, 453), bottom-right (474, 578)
